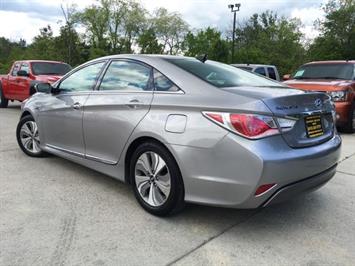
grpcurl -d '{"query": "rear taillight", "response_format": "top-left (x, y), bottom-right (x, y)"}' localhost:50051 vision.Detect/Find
top-left (203, 112), bottom-right (295, 139)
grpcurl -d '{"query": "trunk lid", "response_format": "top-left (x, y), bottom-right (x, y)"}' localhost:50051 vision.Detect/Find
top-left (223, 86), bottom-right (335, 148)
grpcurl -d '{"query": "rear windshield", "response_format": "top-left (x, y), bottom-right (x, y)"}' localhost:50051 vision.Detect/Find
top-left (293, 63), bottom-right (354, 80)
top-left (31, 62), bottom-right (72, 76)
top-left (166, 58), bottom-right (283, 88)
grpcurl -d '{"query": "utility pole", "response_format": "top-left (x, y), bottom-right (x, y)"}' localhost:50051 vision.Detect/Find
top-left (228, 3), bottom-right (241, 63)
top-left (61, 4), bottom-right (72, 65)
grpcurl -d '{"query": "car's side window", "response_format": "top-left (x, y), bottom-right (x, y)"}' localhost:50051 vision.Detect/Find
top-left (99, 61), bottom-right (152, 91)
top-left (267, 67), bottom-right (277, 80)
top-left (11, 63), bottom-right (20, 76)
top-left (20, 63), bottom-right (30, 75)
top-left (153, 70), bottom-right (180, 92)
top-left (254, 67), bottom-right (266, 76)
top-left (59, 62), bottom-right (105, 92)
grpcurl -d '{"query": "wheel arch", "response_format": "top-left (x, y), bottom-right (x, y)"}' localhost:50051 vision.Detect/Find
top-left (21, 110), bottom-right (33, 119)
top-left (124, 136), bottom-right (183, 186)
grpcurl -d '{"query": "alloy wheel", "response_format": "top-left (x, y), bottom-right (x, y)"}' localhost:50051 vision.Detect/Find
top-left (134, 152), bottom-right (171, 207)
top-left (20, 121), bottom-right (41, 154)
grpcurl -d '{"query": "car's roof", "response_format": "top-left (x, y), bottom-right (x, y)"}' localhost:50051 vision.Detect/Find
top-left (86, 54), bottom-right (204, 69)
top-left (95, 54), bottom-right (193, 62)
top-left (231, 63), bottom-right (277, 68)
top-left (305, 60), bottom-right (355, 65)
top-left (15, 60), bottom-right (67, 64)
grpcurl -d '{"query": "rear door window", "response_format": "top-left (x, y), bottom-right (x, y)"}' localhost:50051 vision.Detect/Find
top-left (153, 70), bottom-right (180, 92)
top-left (99, 60), bottom-right (152, 91)
top-left (254, 67), bottom-right (266, 76)
top-left (267, 67), bottom-right (277, 80)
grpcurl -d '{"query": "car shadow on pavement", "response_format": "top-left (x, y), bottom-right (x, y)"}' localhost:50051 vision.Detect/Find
top-left (44, 152), bottom-right (325, 225)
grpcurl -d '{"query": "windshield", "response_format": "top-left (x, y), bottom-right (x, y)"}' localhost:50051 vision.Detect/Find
top-left (293, 63), bottom-right (354, 80)
top-left (31, 62), bottom-right (72, 76)
top-left (166, 58), bottom-right (284, 88)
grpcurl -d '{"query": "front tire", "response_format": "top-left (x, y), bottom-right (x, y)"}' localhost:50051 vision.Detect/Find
top-left (130, 141), bottom-right (185, 216)
top-left (16, 115), bottom-right (47, 157)
top-left (0, 83), bottom-right (9, 108)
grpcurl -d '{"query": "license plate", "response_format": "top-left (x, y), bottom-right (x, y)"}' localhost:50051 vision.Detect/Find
top-left (305, 115), bottom-right (324, 138)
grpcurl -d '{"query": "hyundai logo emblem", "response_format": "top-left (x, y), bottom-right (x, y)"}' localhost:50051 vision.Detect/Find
top-left (314, 99), bottom-right (322, 108)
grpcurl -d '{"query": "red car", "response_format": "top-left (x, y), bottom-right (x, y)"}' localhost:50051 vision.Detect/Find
top-left (0, 60), bottom-right (71, 108)
top-left (284, 61), bottom-right (355, 133)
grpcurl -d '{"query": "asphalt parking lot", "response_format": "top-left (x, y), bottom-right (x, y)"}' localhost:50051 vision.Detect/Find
top-left (1, 102), bottom-right (355, 266)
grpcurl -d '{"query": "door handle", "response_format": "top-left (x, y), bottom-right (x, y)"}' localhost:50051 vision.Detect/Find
top-left (72, 102), bottom-right (81, 110)
top-left (126, 99), bottom-right (143, 109)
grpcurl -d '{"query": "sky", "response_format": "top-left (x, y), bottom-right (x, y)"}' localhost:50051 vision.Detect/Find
top-left (0, 0), bottom-right (327, 44)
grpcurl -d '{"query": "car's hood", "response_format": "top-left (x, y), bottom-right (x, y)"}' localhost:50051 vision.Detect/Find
top-left (284, 79), bottom-right (353, 91)
top-left (35, 75), bottom-right (62, 84)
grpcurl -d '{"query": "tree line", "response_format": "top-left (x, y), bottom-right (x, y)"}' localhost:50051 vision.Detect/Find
top-left (0, 0), bottom-right (354, 76)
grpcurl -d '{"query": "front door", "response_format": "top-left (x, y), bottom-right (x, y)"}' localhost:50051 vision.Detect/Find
top-left (39, 61), bottom-right (107, 155)
top-left (7, 62), bottom-right (21, 99)
top-left (17, 62), bottom-right (31, 100)
top-left (83, 60), bottom-right (153, 164)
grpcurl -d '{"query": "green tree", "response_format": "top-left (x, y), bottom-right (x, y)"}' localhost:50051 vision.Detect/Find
top-left (234, 11), bottom-right (306, 75)
top-left (76, 0), bottom-right (148, 56)
top-left (53, 25), bottom-right (83, 66)
top-left (152, 8), bottom-right (189, 54)
top-left (307, 0), bottom-right (355, 60)
top-left (183, 27), bottom-right (229, 62)
top-left (27, 25), bottom-right (57, 60)
top-left (75, 4), bottom-right (109, 54)
top-left (137, 28), bottom-right (163, 54)
top-left (0, 37), bottom-right (26, 73)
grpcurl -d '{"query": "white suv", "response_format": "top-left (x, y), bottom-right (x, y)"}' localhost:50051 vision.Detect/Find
top-left (231, 64), bottom-right (280, 81)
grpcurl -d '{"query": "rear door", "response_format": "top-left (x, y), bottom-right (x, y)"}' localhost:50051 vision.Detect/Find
top-left (39, 61), bottom-right (107, 155)
top-left (83, 59), bottom-right (153, 164)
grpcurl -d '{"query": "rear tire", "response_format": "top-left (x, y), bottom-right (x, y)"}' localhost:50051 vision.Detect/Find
top-left (130, 141), bottom-right (185, 216)
top-left (0, 83), bottom-right (9, 108)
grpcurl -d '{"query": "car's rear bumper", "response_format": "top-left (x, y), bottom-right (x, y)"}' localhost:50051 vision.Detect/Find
top-left (168, 132), bottom-right (341, 209)
top-left (262, 164), bottom-right (337, 207)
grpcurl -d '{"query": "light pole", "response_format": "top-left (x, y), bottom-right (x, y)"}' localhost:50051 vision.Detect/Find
top-left (228, 3), bottom-right (241, 63)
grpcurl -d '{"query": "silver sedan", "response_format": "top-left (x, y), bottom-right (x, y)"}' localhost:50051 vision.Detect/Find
top-left (16, 55), bottom-right (341, 216)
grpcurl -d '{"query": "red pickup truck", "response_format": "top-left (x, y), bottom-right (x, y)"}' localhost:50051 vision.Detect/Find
top-left (0, 60), bottom-right (71, 108)
top-left (284, 61), bottom-right (355, 133)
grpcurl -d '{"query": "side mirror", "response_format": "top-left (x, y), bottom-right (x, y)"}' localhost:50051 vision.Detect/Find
top-left (17, 70), bottom-right (29, 77)
top-left (34, 83), bottom-right (52, 94)
top-left (283, 74), bottom-right (291, 81)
